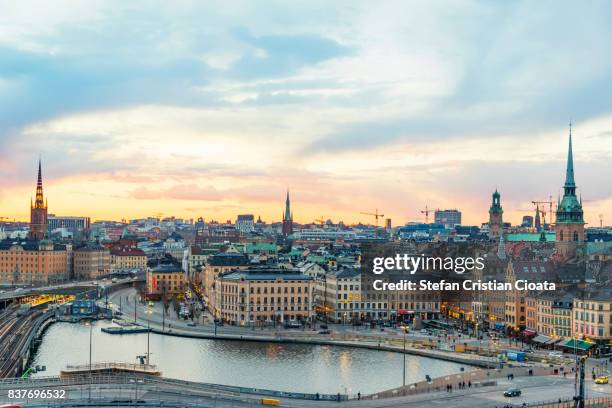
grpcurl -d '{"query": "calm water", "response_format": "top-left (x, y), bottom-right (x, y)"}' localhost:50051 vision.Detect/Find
top-left (32, 321), bottom-right (464, 394)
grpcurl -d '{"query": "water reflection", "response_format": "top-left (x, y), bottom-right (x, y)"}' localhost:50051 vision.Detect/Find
top-left (32, 321), bottom-right (464, 394)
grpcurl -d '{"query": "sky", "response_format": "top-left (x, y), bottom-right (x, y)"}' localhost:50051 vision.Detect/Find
top-left (1, 0), bottom-right (611, 227)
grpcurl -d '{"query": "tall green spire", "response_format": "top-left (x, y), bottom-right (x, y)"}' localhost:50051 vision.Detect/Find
top-left (284, 189), bottom-right (291, 221)
top-left (564, 122), bottom-right (575, 189)
top-left (556, 123), bottom-right (583, 224)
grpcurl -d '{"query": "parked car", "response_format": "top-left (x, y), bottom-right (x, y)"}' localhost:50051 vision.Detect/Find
top-left (318, 330), bottom-right (331, 335)
top-left (503, 388), bottom-right (522, 397)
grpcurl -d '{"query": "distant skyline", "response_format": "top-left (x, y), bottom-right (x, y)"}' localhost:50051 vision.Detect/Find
top-left (1, 1), bottom-right (611, 226)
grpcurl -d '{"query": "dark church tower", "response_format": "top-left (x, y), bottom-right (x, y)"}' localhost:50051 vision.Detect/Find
top-left (29, 159), bottom-right (48, 240)
top-left (555, 124), bottom-right (585, 258)
top-left (281, 190), bottom-right (293, 236)
top-left (488, 189), bottom-right (503, 239)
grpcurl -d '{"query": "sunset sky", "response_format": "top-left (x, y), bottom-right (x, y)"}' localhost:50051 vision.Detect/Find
top-left (1, 1), bottom-right (611, 226)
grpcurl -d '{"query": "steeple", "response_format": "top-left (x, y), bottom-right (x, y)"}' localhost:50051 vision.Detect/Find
top-left (555, 122), bottom-right (585, 257)
top-left (29, 158), bottom-right (49, 240)
top-left (34, 158), bottom-right (45, 209)
top-left (282, 189), bottom-right (293, 236)
top-left (564, 122), bottom-right (576, 191)
top-left (534, 205), bottom-right (541, 232)
top-left (284, 189), bottom-right (291, 221)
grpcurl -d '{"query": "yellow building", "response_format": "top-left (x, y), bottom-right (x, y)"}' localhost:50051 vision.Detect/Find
top-left (0, 239), bottom-right (70, 285)
top-left (211, 266), bottom-right (314, 326)
top-left (505, 260), bottom-right (553, 330)
top-left (110, 247), bottom-right (147, 272)
top-left (146, 263), bottom-right (186, 300)
top-left (202, 252), bottom-right (249, 304)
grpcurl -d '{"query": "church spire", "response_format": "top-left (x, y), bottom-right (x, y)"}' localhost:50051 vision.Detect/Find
top-left (284, 189), bottom-right (291, 221)
top-left (282, 189), bottom-right (293, 236)
top-left (34, 158), bottom-right (45, 209)
top-left (564, 122), bottom-right (575, 189)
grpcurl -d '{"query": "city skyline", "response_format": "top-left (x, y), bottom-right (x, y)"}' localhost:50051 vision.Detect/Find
top-left (1, 1), bottom-right (612, 225)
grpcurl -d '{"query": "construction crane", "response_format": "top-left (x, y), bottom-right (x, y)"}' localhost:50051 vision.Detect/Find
top-left (314, 217), bottom-right (325, 226)
top-left (420, 205), bottom-right (433, 224)
top-left (360, 209), bottom-right (385, 227)
top-left (532, 197), bottom-right (554, 230)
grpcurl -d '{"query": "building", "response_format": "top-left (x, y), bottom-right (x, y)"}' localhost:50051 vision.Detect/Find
top-left (552, 293), bottom-right (573, 338)
top-left (316, 268), bottom-right (361, 323)
top-left (202, 252), bottom-right (250, 304)
top-left (434, 209), bottom-right (462, 228)
top-left (281, 190), bottom-right (293, 236)
top-left (536, 293), bottom-right (555, 336)
top-left (488, 190), bottom-right (503, 239)
top-left (534, 206), bottom-right (542, 232)
top-left (73, 243), bottom-right (111, 280)
top-left (0, 239), bottom-right (70, 285)
top-left (236, 214), bottom-right (255, 234)
top-left (146, 262), bottom-right (186, 300)
top-left (110, 246), bottom-right (147, 273)
top-left (505, 260), bottom-right (553, 330)
top-left (48, 215), bottom-right (91, 238)
top-left (522, 216), bottom-right (534, 228)
top-left (211, 265), bottom-right (314, 326)
top-left (556, 125), bottom-right (585, 258)
top-left (572, 286), bottom-right (612, 355)
top-left (29, 160), bottom-right (48, 240)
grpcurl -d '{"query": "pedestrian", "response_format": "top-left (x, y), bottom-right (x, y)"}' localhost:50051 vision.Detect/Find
top-left (337, 393), bottom-right (341, 402)
top-left (357, 392), bottom-right (361, 400)
top-left (468, 381), bottom-right (471, 388)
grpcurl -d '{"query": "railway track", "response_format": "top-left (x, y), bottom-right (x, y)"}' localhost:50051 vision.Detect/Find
top-left (0, 310), bottom-right (43, 378)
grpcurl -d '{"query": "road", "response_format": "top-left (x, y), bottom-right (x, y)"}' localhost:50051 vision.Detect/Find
top-left (1, 372), bottom-right (610, 407)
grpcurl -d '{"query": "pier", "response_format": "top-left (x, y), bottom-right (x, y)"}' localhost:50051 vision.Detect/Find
top-left (60, 362), bottom-right (161, 378)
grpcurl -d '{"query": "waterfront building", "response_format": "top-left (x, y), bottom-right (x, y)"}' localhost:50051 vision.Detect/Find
top-left (0, 239), bottom-right (70, 285)
top-left (236, 214), bottom-right (255, 234)
top-left (202, 252), bottom-right (250, 304)
top-left (505, 260), bottom-right (554, 330)
top-left (212, 265), bottom-right (314, 325)
top-left (434, 209), bottom-right (461, 229)
top-left (555, 125), bottom-right (586, 258)
top-left (488, 190), bottom-right (503, 239)
top-left (146, 262), bottom-right (186, 300)
top-left (536, 292), bottom-right (555, 336)
top-left (29, 160), bottom-right (48, 240)
top-left (315, 267), bottom-right (361, 323)
top-left (552, 293), bottom-right (573, 338)
top-left (110, 246), bottom-right (147, 273)
top-left (281, 190), bottom-right (293, 236)
top-left (572, 286), bottom-right (612, 355)
top-left (525, 292), bottom-right (538, 331)
top-left (73, 243), bottom-right (111, 280)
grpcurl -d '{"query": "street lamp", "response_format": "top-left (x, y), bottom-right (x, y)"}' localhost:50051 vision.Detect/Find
top-left (84, 321), bottom-right (93, 401)
top-left (402, 326), bottom-right (407, 387)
